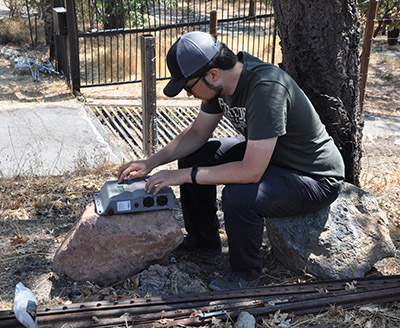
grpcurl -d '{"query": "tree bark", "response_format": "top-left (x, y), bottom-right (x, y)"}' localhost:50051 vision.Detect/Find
top-left (105, 0), bottom-right (125, 30)
top-left (44, 0), bottom-right (52, 46)
top-left (272, 0), bottom-right (363, 186)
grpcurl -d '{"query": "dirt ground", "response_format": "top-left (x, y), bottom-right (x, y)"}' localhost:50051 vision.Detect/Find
top-left (0, 35), bottom-right (400, 327)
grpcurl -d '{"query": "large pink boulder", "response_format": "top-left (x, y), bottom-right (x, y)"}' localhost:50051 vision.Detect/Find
top-left (53, 202), bottom-right (183, 286)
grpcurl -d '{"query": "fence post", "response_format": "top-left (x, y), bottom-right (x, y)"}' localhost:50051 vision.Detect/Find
top-left (65, 0), bottom-right (81, 93)
top-left (210, 10), bottom-right (218, 37)
top-left (141, 34), bottom-right (158, 157)
top-left (53, 1), bottom-right (68, 79)
top-left (360, 0), bottom-right (378, 113)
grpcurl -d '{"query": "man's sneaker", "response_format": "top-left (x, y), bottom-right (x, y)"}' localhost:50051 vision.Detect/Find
top-left (177, 235), bottom-right (222, 256)
top-left (209, 272), bottom-right (259, 291)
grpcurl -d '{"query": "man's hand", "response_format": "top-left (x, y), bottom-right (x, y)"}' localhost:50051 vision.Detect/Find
top-left (117, 160), bottom-right (152, 183)
top-left (145, 169), bottom-right (190, 194)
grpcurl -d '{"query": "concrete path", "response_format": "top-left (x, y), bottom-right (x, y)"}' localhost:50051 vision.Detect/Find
top-left (0, 0), bottom-right (8, 20)
top-left (363, 112), bottom-right (400, 139)
top-left (0, 103), bottom-right (123, 177)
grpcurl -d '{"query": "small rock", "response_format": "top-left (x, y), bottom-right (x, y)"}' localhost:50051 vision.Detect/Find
top-left (235, 311), bottom-right (256, 328)
top-left (136, 264), bottom-right (204, 296)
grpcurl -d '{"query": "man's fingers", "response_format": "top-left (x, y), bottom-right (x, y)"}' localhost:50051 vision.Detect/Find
top-left (145, 178), bottom-right (155, 193)
top-left (145, 176), bottom-right (160, 194)
top-left (117, 163), bottom-right (130, 180)
top-left (153, 184), bottom-right (164, 195)
top-left (117, 166), bottom-right (133, 183)
top-left (117, 167), bottom-right (124, 180)
top-left (117, 171), bottom-right (126, 184)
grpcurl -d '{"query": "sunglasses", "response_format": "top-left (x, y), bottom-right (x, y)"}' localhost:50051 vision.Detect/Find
top-left (183, 76), bottom-right (202, 93)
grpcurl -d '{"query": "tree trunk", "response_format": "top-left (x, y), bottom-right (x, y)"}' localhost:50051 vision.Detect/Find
top-left (44, 0), bottom-right (52, 46)
top-left (249, 0), bottom-right (256, 16)
top-left (105, 0), bottom-right (125, 30)
top-left (272, 0), bottom-right (363, 186)
top-left (387, 28), bottom-right (399, 45)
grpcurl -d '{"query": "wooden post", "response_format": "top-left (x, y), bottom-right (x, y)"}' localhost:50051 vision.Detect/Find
top-left (210, 10), bottom-right (218, 37)
top-left (141, 34), bottom-right (158, 157)
top-left (360, 0), bottom-right (378, 113)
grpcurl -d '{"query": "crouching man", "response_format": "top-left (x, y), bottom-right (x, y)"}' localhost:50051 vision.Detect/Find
top-left (117, 31), bottom-right (345, 290)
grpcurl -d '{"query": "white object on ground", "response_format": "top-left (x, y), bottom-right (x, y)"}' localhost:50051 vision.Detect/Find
top-left (13, 282), bottom-right (38, 328)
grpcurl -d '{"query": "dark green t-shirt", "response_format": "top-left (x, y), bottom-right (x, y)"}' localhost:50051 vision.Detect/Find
top-left (201, 52), bottom-right (345, 186)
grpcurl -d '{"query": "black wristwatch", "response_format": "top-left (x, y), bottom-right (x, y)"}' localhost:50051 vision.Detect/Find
top-left (191, 165), bottom-right (199, 185)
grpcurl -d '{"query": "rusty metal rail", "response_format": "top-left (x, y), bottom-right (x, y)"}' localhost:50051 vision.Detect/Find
top-left (1, 275), bottom-right (399, 327)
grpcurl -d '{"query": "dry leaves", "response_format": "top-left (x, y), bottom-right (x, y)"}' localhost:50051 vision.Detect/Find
top-left (10, 235), bottom-right (29, 245)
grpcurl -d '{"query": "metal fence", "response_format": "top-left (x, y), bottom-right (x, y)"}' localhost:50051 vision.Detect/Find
top-left (71, 0), bottom-right (276, 88)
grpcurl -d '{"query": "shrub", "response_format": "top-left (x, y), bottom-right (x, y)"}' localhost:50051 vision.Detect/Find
top-left (0, 19), bottom-right (32, 45)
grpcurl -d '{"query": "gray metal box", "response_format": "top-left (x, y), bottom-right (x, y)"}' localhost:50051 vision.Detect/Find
top-left (94, 178), bottom-right (179, 216)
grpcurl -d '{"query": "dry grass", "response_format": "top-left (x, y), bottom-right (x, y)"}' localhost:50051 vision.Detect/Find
top-left (0, 19), bottom-right (32, 45)
top-left (0, 18), bottom-right (46, 49)
top-left (0, 163), bottom-right (118, 310)
top-left (360, 38), bottom-right (400, 238)
top-left (270, 305), bottom-right (400, 328)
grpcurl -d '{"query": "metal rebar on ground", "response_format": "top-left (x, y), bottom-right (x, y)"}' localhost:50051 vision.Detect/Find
top-left (1, 275), bottom-right (399, 327)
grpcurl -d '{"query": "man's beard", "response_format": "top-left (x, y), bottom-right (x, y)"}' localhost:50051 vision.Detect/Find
top-left (201, 77), bottom-right (223, 104)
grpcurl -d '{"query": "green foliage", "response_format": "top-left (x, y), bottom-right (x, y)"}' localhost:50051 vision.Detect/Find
top-left (76, 0), bottom-right (179, 30)
top-left (3, 0), bottom-right (42, 19)
top-left (100, 0), bottom-right (149, 27)
top-left (358, 0), bottom-right (400, 33)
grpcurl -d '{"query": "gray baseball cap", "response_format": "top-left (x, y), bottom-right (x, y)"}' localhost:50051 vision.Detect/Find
top-left (163, 31), bottom-right (221, 97)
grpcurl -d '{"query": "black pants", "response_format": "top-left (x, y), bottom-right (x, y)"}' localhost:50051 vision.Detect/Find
top-left (178, 135), bottom-right (340, 281)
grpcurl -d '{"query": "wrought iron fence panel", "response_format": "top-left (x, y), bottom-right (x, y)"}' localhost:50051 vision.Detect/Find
top-left (74, 0), bottom-right (276, 88)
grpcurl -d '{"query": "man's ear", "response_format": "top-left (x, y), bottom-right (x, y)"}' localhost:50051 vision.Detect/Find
top-left (206, 68), bottom-right (220, 82)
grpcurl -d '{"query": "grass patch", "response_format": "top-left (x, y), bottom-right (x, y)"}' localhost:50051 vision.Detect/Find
top-left (0, 19), bottom-right (37, 46)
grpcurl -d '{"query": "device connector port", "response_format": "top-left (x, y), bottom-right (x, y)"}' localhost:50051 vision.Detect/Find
top-left (143, 197), bottom-right (154, 207)
top-left (156, 196), bottom-right (168, 206)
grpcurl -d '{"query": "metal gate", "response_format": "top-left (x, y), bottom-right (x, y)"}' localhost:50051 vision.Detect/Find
top-left (63, 0), bottom-right (276, 90)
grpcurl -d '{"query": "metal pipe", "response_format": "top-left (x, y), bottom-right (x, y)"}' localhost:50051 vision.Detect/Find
top-left (117, 107), bottom-right (145, 150)
top-left (162, 108), bottom-right (189, 133)
top-left (103, 106), bottom-right (139, 157)
top-left (77, 13), bottom-right (274, 38)
top-left (156, 108), bottom-right (181, 136)
top-left (86, 107), bottom-right (127, 161)
top-left (93, 106), bottom-right (134, 158)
